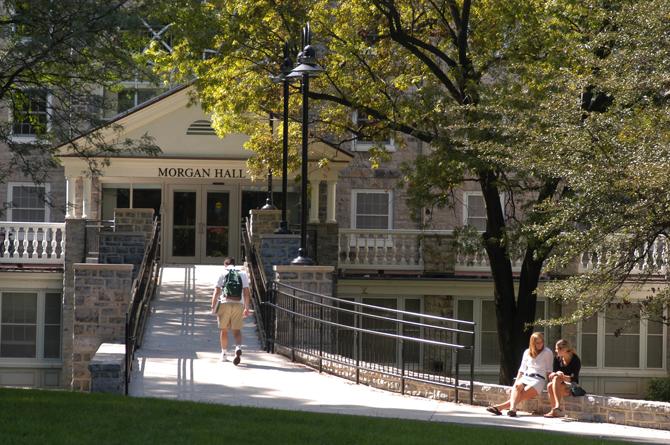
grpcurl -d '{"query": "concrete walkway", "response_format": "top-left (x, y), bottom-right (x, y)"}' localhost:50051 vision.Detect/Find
top-left (130, 266), bottom-right (670, 444)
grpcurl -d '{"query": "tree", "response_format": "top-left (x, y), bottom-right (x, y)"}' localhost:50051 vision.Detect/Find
top-left (144, 0), bottom-right (670, 384)
top-left (0, 0), bottom-right (161, 187)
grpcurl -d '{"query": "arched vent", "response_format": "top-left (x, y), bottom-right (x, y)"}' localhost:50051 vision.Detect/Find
top-left (186, 120), bottom-right (216, 135)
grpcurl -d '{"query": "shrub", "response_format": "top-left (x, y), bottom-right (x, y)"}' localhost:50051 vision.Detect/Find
top-left (646, 377), bottom-right (670, 402)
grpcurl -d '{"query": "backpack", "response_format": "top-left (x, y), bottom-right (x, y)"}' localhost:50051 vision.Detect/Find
top-left (222, 268), bottom-right (243, 300)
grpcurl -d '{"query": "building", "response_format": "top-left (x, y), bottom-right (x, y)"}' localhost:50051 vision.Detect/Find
top-left (0, 81), bottom-right (667, 398)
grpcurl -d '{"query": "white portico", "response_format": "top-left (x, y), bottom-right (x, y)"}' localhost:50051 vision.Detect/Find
top-left (57, 85), bottom-right (352, 263)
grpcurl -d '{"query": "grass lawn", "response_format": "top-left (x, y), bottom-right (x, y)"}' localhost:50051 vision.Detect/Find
top-left (0, 388), bottom-right (631, 445)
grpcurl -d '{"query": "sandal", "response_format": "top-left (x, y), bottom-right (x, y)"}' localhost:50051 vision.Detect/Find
top-left (486, 406), bottom-right (502, 416)
top-left (544, 408), bottom-right (563, 418)
top-left (507, 410), bottom-right (517, 417)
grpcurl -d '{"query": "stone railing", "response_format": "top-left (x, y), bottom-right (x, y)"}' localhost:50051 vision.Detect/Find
top-left (578, 235), bottom-right (669, 275)
top-left (0, 222), bottom-right (65, 264)
top-left (338, 229), bottom-right (523, 274)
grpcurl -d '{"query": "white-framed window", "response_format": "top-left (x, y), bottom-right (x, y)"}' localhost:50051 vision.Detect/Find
top-left (463, 192), bottom-right (487, 231)
top-left (11, 89), bottom-right (49, 137)
top-left (351, 110), bottom-right (395, 152)
top-left (351, 189), bottom-right (393, 230)
top-left (0, 291), bottom-right (62, 360)
top-left (103, 82), bottom-right (163, 118)
top-left (579, 304), bottom-right (666, 370)
top-left (7, 183), bottom-right (50, 222)
top-left (456, 297), bottom-right (547, 367)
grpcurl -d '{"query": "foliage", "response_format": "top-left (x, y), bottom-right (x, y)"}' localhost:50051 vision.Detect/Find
top-left (144, 0), bottom-right (670, 384)
top-left (0, 0), bottom-right (162, 185)
top-left (647, 377), bottom-right (670, 403)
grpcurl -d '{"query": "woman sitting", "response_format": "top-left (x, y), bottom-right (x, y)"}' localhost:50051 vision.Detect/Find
top-left (545, 338), bottom-right (582, 418)
top-left (486, 332), bottom-right (553, 417)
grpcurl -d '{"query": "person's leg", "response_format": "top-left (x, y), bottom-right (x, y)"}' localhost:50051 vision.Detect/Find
top-left (510, 386), bottom-right (538, 412)
top-left (547, 379), bottom-right (557, 409)
top-left (555, 381), bottom-right (571, 409)
top-left (220, 329), bottom-right (229, 350)
top-left (230, 305), bottom-right (244, 365)
top-left (232, 329), bottom-right (242, 346)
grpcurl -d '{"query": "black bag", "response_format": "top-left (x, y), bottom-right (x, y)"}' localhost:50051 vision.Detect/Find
top-left (570, 383), bottom-right (587, 397)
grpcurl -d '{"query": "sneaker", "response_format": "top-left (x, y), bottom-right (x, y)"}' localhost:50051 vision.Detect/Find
top-left (233, 347), bottom-right (242, 366)
top-left (220, 351), bottom-right (228, 362)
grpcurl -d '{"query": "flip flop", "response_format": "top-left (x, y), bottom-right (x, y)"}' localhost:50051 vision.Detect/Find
top-left (507, 410), bottom-right (517, 417)
top-left (486, 406), bottom-right (502, 416)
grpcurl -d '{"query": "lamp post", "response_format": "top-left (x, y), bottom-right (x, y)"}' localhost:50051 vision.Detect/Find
top-left (288, 23), bottom-right (323, 265)
top-left (272, 43), bottom-right (293, 233)
top-left (261, 113), bottom-right (277, 210)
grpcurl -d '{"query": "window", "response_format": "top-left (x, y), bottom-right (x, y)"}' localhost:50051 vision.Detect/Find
top-left (103, 84), bottom-right (163, 118)
top-left (579, 304), bottom-right (666, 370)
top-left (8, 183), bottom-right (49, 222)
top-left (456, 297), bottom-right (546, 367)
top-left (352, 110), bottom-right (394, 151)
top-left (463, 192), bottom-right (487, 231)
top-left (101, 183), bottom-right (161, 220)
top-left (351, 190), bottom-right (392, 230)
top-left (11, 89), bottom-right (48, 137)
top-left (0, 291), bottom-right (61, 360)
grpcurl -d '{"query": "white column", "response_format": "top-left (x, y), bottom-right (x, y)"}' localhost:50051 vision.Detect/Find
top-left (65, 177), bottom-right (76, 218)
top-left (82, 177), bottom-right (91, 219)
top-left (309, 180), bottom-right (320, 223)
top-left (326, 180), bottom-right (337, 223)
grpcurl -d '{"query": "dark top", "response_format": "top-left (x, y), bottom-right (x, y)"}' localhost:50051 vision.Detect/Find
top-left (553, 353), bottom-right (581, 384)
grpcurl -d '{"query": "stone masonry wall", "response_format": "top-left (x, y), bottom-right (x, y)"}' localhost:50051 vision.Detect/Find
top-left (307, 222), bottom-right (339, 269)
top-left (113, 208), bottom-right (154, 236)
top-left (277, 346), bottom-right (670, 431)
top-left (89, 343), bottom-right (125, 394)
top-left (72, 263), bottom-right (132, 392)
top-left (274, 265), bottom-right (335, 297)
top-left (99, 232), bottom-right (146, 279)
top-left (61, 218), bottom-right (86, 388)
top-left (259, 234), bottom-right (300, 280)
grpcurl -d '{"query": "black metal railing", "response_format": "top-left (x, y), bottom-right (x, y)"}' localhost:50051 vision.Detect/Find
top-left (124, 218), bottom-right (161, 395)
top-left (241, 218), bottom-right (273, 352)
top-left (268, 282), bottom-right (476, 404)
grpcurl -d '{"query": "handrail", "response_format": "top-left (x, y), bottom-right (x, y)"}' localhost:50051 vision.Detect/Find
top-left (241, 218), bottom-right (271, 351)
top-left (268, 281), bottom-right (476, 404)
top-left (124, 218), bottom-right (161, 395)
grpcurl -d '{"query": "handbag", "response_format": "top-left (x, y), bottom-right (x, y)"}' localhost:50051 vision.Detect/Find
top-left (570, 383), bottom-right (587, 397)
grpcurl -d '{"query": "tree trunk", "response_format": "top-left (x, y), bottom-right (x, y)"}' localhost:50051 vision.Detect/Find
top-left (479, 170), bottom-right (548, 385)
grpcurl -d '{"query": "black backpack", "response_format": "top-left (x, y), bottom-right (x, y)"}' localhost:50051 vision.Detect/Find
top-left (223, 268), bottom-right (243, 300)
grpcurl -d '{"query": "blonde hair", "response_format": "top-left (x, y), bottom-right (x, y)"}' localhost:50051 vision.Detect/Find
top-left (555, 339), bottom-right (575, 356)
top-left (529, 332), bottom-right (545, 358)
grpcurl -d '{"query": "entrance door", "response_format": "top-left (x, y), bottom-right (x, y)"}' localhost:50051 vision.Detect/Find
top-left (167, 185), bottom-right (237, 263)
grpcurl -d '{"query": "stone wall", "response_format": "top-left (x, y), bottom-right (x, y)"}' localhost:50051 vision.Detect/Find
top-left (99, 232), bottom-right (146, 278)
top-left (113, 208), bottom-right (154, 235)
top-left (259, 234), bottom-right (300, 280)
top-left (89, 343), bottom-right (125, 394)
top-left (274, 265), bottom-right (335, 296)
top-left (71, 263), bottom-right (132, 392)
top-left (249, 209), bottom-right (282, 245)
top-left (307, 222), bottom-right (339, 269)
top-left (422, 234), bottom-right (456, 275)
top-left (61, 218), bottom-right (87, 388)
top-left (277, 346), bottom-right (670, 431)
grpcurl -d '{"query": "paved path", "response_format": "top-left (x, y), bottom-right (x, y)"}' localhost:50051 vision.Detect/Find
top-left (130, 266), bottom-right (670, 444)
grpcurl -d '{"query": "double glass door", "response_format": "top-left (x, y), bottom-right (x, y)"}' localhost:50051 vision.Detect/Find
top-left (167, 185), bottom-right (237, 263)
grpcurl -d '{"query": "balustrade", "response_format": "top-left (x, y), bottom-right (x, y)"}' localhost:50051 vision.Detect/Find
top-left (0, 222), bottom-right (65, 264)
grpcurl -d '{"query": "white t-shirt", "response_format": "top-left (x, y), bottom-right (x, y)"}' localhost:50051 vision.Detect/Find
top-left (518, 346), bottom-right (553, 378)
top-left (215, 266), bottom-right (250, 304)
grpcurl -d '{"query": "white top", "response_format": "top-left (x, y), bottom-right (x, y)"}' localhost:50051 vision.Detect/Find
top-left (215, 266), bottom-right (250, 304)
top-left (518, 346), bottom-right (553, 378)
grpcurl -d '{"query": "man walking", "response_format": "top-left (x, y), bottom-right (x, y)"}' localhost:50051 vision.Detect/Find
top-left (211, 257), bottom-right (251, 365)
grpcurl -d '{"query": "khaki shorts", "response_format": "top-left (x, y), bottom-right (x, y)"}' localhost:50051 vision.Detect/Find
top-left (217, 303), bottom-right (244, 330)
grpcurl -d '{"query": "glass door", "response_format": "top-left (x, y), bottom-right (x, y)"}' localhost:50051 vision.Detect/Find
top-left (171, 189), bottom-right (198, 260)
top-left (166, 184), bottom-right (237, 264)
top-left (202, 189), bottom-right (230, 262)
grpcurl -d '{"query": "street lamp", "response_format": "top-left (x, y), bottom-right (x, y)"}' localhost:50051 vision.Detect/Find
top-left (272, 43), bottom-right (294, 233)
top-left (261, 113), bottom-right (277, 210)
top-left (288, 23), bottom-right (323, 265)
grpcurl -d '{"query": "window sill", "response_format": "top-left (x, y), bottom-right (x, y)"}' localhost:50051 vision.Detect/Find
top-left (0, 359), bottom-right (63, 368)
top-left (352, 141), bottom-right (396, 152)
